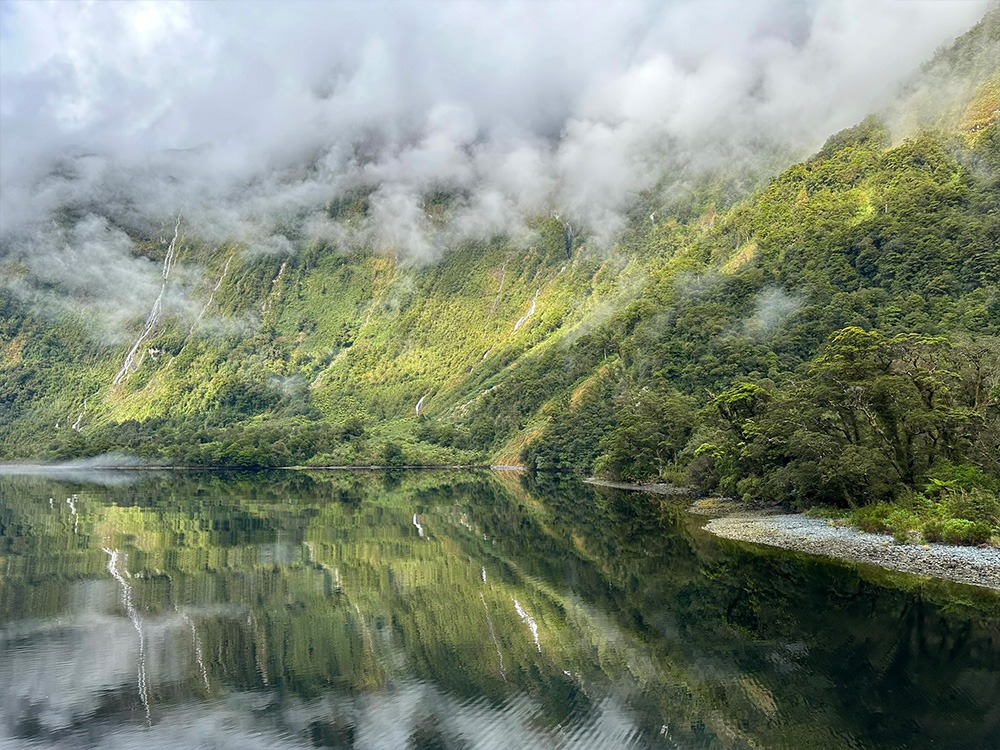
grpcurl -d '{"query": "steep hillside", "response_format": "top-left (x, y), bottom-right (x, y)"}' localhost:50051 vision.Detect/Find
top-left (1, 9), bottom-right (998, 538)
top-left (0, 214), bottom-right (650, 466)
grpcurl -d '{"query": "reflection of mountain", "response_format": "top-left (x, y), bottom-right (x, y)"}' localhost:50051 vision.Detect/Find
top-left (1, 471), bottom-right (998, 748)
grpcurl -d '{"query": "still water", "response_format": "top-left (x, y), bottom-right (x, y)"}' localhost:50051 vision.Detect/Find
top-left (1, 470), bottom-right (998, 749)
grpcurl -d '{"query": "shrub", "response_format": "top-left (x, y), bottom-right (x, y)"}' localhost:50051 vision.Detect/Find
top-left (922, 517), bottom-right (945, 543)
top-left (943, 488), bottom-right (1000, 527)
top-left (852, 503), bottom-right (893, 533)
top-left (940, 518), bottom-right (992, 546)
top-left (381, 442), bottom-right (405, 467)
top-left (886, 508), bottom-right (919, 544)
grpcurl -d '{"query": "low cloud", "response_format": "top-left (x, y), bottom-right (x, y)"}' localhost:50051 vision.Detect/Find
top-left (743, 286), bottom-right (802, 339)
top-left (0, 0), bottom-right (992, 339)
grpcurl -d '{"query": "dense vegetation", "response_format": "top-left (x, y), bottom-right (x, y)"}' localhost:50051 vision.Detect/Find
top-left (522, 113), bottom-right (1000, 541)
top-left (1, 12), bottom-right (998, 543)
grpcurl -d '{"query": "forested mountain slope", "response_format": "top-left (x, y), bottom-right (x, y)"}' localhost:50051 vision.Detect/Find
top-left (1, 9), bottom-right (998, 539)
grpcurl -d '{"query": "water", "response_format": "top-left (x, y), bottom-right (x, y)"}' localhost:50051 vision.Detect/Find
top-left (1, 470), bottom-right (997, 749)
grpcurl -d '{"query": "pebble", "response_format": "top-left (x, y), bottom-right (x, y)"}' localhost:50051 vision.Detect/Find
top-left (703, 513), bottom-right (1000, 591)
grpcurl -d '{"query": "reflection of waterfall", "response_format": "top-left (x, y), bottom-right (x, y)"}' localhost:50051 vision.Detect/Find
top-left (248, 612), bottom-right (270, 686)
top-left (114, 214), bottom-right (182, 385)
top-left (180, 611), bottom-right (210, 692)
top-left (354, 604), bottom-right (378, 661)
top-left (103, 548), bottom-right (151, 726)
top-left (512, 289), bottom-right (539, 333)
top-left (514, 599), bottom-right (541, 652)
top-left (481, 594), bottom-right (507, 682)
top-left (66, 494), bottom-right (79, 534)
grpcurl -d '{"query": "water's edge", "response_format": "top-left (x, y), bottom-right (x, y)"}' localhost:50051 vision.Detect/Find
top-left (592, 479), bottom-right (1000, 591)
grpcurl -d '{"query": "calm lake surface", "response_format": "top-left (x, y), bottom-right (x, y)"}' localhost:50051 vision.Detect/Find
top-left (1, 470), bottom-right (998, 749)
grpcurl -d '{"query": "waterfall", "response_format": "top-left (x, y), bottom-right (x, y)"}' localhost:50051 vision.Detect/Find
top-left (113, 214), bottom-right (181, 385)
top-left (512, 288), bottom-right (540, 333)
top-left (189, 253), bottom-right (232, 336)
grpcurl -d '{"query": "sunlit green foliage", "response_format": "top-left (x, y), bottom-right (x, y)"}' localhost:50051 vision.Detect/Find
top-left (1, 10), bottom-right (998, 542)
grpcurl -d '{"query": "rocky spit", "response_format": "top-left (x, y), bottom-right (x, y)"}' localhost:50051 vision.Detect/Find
top-left (704, 512), bottom-right (1000, 591)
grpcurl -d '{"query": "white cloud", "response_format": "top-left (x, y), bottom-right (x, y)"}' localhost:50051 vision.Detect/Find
top-left (0, 0), bottom-right (992, 336)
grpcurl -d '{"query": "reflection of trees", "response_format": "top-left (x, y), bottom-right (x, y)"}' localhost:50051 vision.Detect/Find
top-left (1, 471), bottom-right (998, 749)
top-left (517, 472), bottom-right (1000, 749)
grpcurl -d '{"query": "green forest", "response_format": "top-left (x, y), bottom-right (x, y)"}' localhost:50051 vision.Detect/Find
top-left (2, 12), bottom-right (998, 545)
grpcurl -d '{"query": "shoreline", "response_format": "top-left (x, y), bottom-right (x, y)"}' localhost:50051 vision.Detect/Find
top-left (583, 478), bottom-right (696, 496)
top-left (704, 512), bottom-right (1000, 591)
top-left (590, 481), bottom-right (1000, 592)
top-left (7, 463), bottom-right (998, 590)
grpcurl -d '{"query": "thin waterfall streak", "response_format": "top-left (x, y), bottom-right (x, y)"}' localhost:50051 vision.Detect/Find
top-left (260, 261), bottom-right (287, 315)
top-left (190, 254), bottom-right (232, 336)
top-left (114, 214), bottom-right (181, 385)
top-left (514, 598), bottom-right (541, 653)
top-left (481, 593), bottom-right (507, 682)
top-left (487, 260), bottom-right (508, 322)
top-left (180, 611), bottom-right (210, 691)
top-left (71, 400), bottom-right (87, 432)
top-left (104, 548), bottom-right (151, 726)
top-left (512, 288), bottom-right (539, 333)
top-left (161, 215), bottom-right (181, 279)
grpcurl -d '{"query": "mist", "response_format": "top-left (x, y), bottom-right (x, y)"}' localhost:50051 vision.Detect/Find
top-left (0, 0), bottom-right (992, 339)
top-left (0, 452), bottom-right (153, 485)
top-left (744, 286), bottom-right (802, 340)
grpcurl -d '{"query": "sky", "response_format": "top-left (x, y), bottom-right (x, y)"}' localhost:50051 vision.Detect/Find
top-left (0, 0), bottom-right (993, 338)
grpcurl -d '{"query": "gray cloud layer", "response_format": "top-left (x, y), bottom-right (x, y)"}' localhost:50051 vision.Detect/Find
top-left (0, 0), bottom-right (992, 338)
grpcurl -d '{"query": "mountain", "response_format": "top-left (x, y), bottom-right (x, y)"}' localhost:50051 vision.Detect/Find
top-left (1, 9), bottom-right (998, 538)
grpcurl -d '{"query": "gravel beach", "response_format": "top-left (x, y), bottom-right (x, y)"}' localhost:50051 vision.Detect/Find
top-left (704, 512), bottom-right (1000, 591)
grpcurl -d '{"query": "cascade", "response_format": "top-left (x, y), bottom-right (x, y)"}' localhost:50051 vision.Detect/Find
top-left (189, 253), bottom-right (232, 336)
top-left (113, 215), bottom-right (181, 385)
top-left (512, 288), bottom-right (540, 332)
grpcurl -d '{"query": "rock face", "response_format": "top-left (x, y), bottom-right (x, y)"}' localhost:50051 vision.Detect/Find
top-left (704, 513), bottom-right (1000, 591)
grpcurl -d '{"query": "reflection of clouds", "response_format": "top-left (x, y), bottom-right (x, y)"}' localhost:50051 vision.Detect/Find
top-left (1, 663), bottom-right (651, 749)
top-left (0, 580), bottom-right (209, 743)
top-left (282, 682), bottom-right (647, 750)
top-left (1, 592), bottom-right (652, 748)
top-left (0, 613), bottom-right (136, 733)
top-left (0, 458), bottom-right (154, 488)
